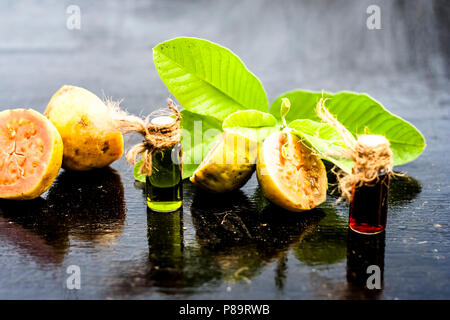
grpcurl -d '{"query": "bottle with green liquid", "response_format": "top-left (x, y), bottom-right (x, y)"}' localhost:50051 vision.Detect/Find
top-left (146, 116), bottom-right (183, 212)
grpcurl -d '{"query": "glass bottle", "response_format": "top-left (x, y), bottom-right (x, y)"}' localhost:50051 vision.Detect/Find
top-left (348, 169), bottom-right (389, 234)
top-left (146, 117), bottom-right (183, 212)
top-left (147, 207), bottom-right (184, 269)
top-left (348, 134), bottom-right (391, 235)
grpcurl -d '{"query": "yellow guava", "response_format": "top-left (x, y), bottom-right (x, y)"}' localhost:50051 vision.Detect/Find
top-left (257, 131), bottom-right (327, 211)
top-left (190, 131), bottom-right (257, 193)
top-left (44, 85), bottom-right (123, 170)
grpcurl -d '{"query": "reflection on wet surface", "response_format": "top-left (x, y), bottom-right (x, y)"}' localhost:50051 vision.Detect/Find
top-left (0, 167), bottom-right (126, 265)
top-left (146, 207), bottom-right (186, 290)
top-left (0, 166), bottom-right (429, 298)
top-left (47, 168), bottom-right (126, 246)
top-left (346, 230), bottom-right (386, 299)
top-left (107, 185), bottom-right (326, 296)
top-left (388, 174), bottom-right (422, 206)
top-left (0, 165), bottom-right (429, 299)
top-left (293, 208), bottom-right (347, 266)
top-left (0, 197), bottom-right (65, 265)
top-left (190, 188), bottom-right (325, 286)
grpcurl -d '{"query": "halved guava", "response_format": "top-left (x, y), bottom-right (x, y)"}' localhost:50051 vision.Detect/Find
top-left (0, 109), bottom-right (63, 200)
top-left (257, 131), bottom-right (327, 211)
top-left (190, 131), bottom-right (258, 193)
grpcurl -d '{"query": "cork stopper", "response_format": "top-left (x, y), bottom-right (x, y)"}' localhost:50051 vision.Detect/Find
top-left (111, 100), bottom-right (181, 176)
top-left (151, 116), bottom-right (175, 126)
top-left (356, 134), bottom-right (389, 149)
top-left (315, 95), bottom-right (395, 201)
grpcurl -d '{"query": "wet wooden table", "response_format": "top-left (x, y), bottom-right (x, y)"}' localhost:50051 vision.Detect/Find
top-left (0, 0), bottom-right (449, 299)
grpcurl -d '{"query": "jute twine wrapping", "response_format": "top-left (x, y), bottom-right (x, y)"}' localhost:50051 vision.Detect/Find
top-left (316, 97), bottom-right (394, 201)
top-left (108, 98), bottom-right (181, 176)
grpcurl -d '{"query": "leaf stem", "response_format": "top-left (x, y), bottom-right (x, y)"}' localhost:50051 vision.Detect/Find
top-left (280, 98), bottom-right (291, 129)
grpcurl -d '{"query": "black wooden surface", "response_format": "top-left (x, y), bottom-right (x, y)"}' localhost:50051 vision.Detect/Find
top-left (0, 0), bottom-right (449, 299)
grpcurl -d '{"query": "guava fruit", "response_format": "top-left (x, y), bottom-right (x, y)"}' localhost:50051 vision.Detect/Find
top-left (190, 131), bottom-right (257, 193)
top-left (257, 131), bottom-right (327, 211)
top-left (44, 85), bottom-right (123, 171)
top-left (0, 108), bottom-right (63, 200)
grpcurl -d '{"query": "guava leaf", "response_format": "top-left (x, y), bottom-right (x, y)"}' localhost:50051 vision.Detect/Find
top-left (289, 119), bottom-right (353, 173)
top-left (153, 37), bottom-right (268, 121)
top-left (133, 160), bottom-right (146, 183)
top-left (222, 110), bottom-right (278, 142)
top-left (271, 90), bottom-right (426, 167)
top-left (270, 90), bottom-right (326, 124)
top-left (180, 109), bottom-right (223, 179)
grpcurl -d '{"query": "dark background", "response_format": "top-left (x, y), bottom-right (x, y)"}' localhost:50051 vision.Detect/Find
top-left (0, 0), bottom-right (449, 299)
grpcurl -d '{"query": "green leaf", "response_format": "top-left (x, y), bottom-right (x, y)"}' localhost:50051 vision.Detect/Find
top-left (134, 160), bottom-right (146, 183)
top-left (289, 119), bottom-right (353, 173)
top-left (153, 37), bottom-right (268, 121)
top-left (280, 97), bottom-right (291, 127)
top-left (222, 110), bottom-right (278, 142)
top-left (271, 90), bottom-right (426, 167)
top-left (270, 90), bottom-right (326, 124)
top-left (180, 109), bottom-right (223, 179)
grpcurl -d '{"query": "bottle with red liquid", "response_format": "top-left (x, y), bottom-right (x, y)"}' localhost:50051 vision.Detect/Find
top-left (349, 169), bottom-right (389, 234)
